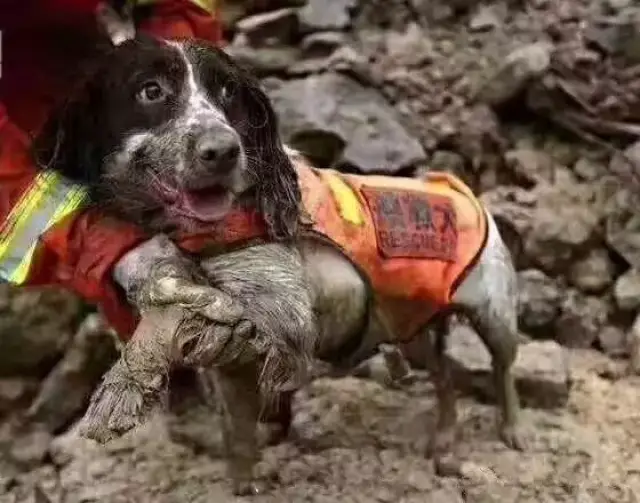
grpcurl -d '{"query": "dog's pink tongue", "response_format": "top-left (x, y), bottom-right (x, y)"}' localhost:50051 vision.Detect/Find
top-left (182, 189), bottom-right (232, 222)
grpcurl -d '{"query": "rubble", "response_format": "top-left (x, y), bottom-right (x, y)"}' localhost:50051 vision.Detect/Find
top-left (5, 0), bottom-right (640, 500)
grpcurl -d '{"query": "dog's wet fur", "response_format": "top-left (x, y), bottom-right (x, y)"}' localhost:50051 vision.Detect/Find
top-left (33, 36), bottom-right (523, 495)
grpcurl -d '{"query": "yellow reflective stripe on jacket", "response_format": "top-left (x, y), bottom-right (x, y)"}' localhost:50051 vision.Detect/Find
top-left (129, 0), bottom-right (217, 13)
top-left (0, 172), bottom-right (88, 285)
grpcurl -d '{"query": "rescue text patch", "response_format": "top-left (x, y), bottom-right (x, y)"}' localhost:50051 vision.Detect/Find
top-left (361, 187), bottom-right (458, 262)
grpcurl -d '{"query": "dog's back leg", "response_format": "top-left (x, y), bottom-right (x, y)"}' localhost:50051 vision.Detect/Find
top-left (419, 315), bottom-right (458, 464)
top-left (450, 212), bottom-right (523, 450)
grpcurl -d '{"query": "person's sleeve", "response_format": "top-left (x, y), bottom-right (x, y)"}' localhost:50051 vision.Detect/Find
top-left (0, 105), bottom-right (145, 337)
top-left (133, 0), bottom-right (224, 43)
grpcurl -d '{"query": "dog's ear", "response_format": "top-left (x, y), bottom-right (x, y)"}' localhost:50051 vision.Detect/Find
top-left (253, 118), bottom-right (302, 241)
top-left (229, 66), bottom-right (302, 240)
top-left (31, 67), bottom-right (105, 187)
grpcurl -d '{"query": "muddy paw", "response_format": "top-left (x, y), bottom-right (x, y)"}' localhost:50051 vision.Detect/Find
top-left (232, 478), bottom-right (270, 496)
top-left (433, 453), bottom-right (464, 478)
top-left (79, 365), bottom-right (166, 443)
top-left (426, 427), bottom-right (457, 459)
top-left (499, 423), bottom-right (525, 451)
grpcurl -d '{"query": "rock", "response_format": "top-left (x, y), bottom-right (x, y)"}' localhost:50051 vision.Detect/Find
top-left (9, 429), bottom-right (52, 469)
top-left (221, 0), bottom-right (308, 28)
top-left (597, 326), bottom-right (628, 358)
top-left (298, 0), bottom-right (357, 33)
top-left (573, 157), bottom-right (607, 182)
top-left (468, 3), bottom-right (505, 32)
top-left (266, 74), bottom-right (426, 173)
top-left (543, 138), bottom-right (582, 169)
top-left (525, 185), bottom-right (600, 274)
top-left (554, 290), bottom-right (611, 348)
top-left (604, 142), bottom-right (640, 268)
top-left (517, 269), bottom-right (564, 338)
top-left (0, 287), bottom-right (84, 377)
top-left (606, 0), bottom-right (632, 11)
top-left (427, 150), bottom-right (467, 179)
top-left (609, 140), bottom-right (640, 185)
top-left (512, 340), bottom-right (572, 409)
top-left (604, 194), bottom-right (640, 270)
top-left (568, 249), bottom-right (616, 294)
top-left (384, 22), bottom-right (435, 67)
top-left (287, 130), bottom-right (346, 168)
top-left (25, 314), bottom-right (118, 433)
top-left (504, 148), bottom-right (556, 187)
top-left (585, 11), bottom-right (640, 63)
top-left (447, 324), bottom-right (571, 409)
top-left (0, 378), bottom-right (38, 415)
top-left (613, 269), bottom-right (640, 311)
top-left (225, 36), bottom-right (300, 76)
top-left (235, 8), bottom-right (300, 46)
top-left (301, 31), bottom-right (348, 58)
top-left (474, 41), bottom-right (553, 106)
top-left (628, 313), bottom-right (640, 374)
top-left (480, 186), bottom-right (536, 267)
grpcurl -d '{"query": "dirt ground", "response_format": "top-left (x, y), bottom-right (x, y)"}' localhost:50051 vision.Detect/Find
top-left (3, 0), bottom-right (640, 501)
top-left (4, 350), bottom-right (639, 503)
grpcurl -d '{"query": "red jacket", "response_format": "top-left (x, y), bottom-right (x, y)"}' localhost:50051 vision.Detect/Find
top-left (0, 0), bottom-right (224, 338)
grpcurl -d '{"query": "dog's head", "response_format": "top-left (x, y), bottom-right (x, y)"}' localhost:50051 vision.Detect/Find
top-left (32, 36), bottom-right (301, 239)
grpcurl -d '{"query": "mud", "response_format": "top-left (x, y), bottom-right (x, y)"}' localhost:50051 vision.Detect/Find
top-left (3, 0), bottom-right (640, 501)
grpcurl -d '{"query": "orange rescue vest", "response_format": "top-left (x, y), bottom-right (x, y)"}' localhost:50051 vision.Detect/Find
top-left (178, 160), bottom-right (488, 341)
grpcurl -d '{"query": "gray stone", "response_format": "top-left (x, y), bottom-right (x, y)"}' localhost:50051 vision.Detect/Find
top-left (298, 0), bottom-right (357, 33)
top-left (568, 249), bottom-right (616, 294)
top-left (266, 73), bottom-right (426, 173)
top-left (0, 287), bottom-right (84, 377)
top-left (0, 378), bottom-right (38, 415)
top-left (504, 148), bottom-right (556, 186)
top-left (613, 269), bottom-right (640, 311)
top-left (469, 3), bottom-right (505, 32)
top-left (525, 185), bottom-right (600, 274)
top-left (573, 157), bottom-right (607, 182)
top-left (225, 36), bottom-right (300, 76)
top-left (517, 269), bottom-right (564, 338)
top-left (597, 326), bottom-right (628, 358)
top-left (554, 289), bottom-right (611, 348)
top-left (301, 31), bottom-right (348, 58)
top-left (446, 324), bottom-right (571, 409)
top-left (236, 8), bottom-right (300, 46)
top-left (606, 0), bottom-right (632, 10)
top-left (26, 314), bottom-right (118, 433)
top-left (605, 207), bottom-right (640, 271)
top-left (609, 140), bottom-right (640, 185)
top-left (9, 429), bottom-right (52, 469)
top-left (628, 313), bottom-right (640, 374)
top-left (474, 41), bottom-right (553, 106)
top-left (428, 150), bottom-right (467, 179)
top-left (384, 22), bottom-right (435, 67)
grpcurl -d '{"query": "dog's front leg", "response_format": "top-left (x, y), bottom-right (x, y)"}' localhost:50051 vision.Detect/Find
top-left (207, 363), bottom-right (265, 496)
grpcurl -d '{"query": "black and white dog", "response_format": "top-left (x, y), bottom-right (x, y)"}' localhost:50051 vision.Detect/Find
top-left (33, 36), bottom-right (524, 495)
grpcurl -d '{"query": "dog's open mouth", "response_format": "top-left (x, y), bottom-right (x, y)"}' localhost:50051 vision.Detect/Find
top-left (179, 186), bottom-right (233, 222)
top-left (153, 178), bottom-right (234, 223)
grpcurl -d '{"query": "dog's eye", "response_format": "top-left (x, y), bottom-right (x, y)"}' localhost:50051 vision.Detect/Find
top-left (137, 81), bottom-right (166, 104)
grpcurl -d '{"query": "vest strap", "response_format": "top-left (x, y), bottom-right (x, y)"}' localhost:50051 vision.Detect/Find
top-left (0, 171), bottom-right (87, 284)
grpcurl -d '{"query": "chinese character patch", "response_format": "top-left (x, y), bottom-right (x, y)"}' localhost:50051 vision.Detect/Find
top-left (361, 187), bottom-right (458, 262)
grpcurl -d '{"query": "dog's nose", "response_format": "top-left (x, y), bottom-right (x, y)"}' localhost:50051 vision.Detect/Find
top-left (195, 130), bottom-right (241, 171)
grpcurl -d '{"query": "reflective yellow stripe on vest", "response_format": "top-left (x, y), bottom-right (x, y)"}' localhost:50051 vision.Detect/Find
top-left (129, 0), bottom-right (217, 14)
top-left (0, 172), bottom-right (88, 285)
